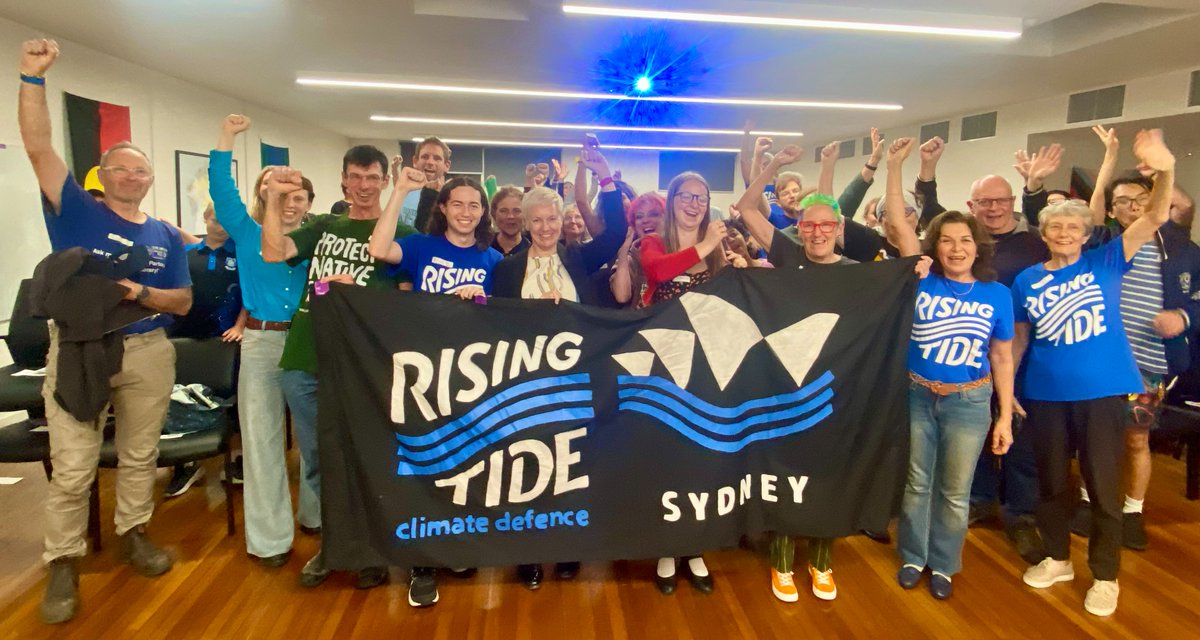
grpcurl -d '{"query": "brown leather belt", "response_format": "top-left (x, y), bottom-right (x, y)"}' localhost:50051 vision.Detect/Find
top-left (909, 372), bottom-right (992, 396)
top-left (245, 317), bottom-right (291, 331)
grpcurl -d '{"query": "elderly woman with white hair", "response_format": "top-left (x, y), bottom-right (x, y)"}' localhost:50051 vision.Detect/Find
top-left (491, 141), bottom-right (628, 589)
top-left (1011, 130), bottom-right (1175, 618)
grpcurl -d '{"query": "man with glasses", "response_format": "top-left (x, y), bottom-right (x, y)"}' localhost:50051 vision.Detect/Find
top-left (1069, 172), bottom-right (1200, 551)
top-left (261, 146), bottom-right (418, 590)
top-left (19, 39), bottom-right (193, 625)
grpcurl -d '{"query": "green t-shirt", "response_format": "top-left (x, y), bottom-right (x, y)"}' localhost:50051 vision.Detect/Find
top-left (278, 214), bottom-right (417, 374)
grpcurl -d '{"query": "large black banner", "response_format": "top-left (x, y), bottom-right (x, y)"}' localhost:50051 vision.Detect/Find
top-left (314, 259), bottom-right (918, 569)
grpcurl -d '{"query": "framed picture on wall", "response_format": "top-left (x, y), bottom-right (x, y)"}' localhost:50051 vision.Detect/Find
top-left (175, 150), bottom-right (238, 233)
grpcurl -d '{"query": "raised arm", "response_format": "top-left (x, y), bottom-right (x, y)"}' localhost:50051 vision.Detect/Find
top-left (609, 229), bottom-right (637, 305)
top-left (368, 158), bottom-right (426, 264)
top-left (1122, 129), bottom-right (1175, 260)
top-left (1089, 126), bottom-right (1119, 225)
top-left (884, 138), bottom-right (921, 257)
top-left (738, 121), bottom-right (755, 186)
top-left (916, 137), bottom-right (946, 226)
top-left (209, 115), bottom-right (256, 241)
top-left (260, 168), bottom-right (303, 263)
top-left (734, 144), bottom-right (803, 253)
top-left (572, 155), bottom-right (596, 226)
top-left (578, 145), bottom-right (626, 272)
top-left (818, 141), bottom-right (839, 195)
top-left (860, 128), bottom-right (884, 183)
top-left (17, 39), bottom-right (69, 209)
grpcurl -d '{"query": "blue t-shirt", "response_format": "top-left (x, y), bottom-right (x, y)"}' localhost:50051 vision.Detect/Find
top-left (1012, 239), bottom-right (1143, 401)
top-left (43, 175), bottom-right (190, 334)
top-left (399, 190), bottom-right (421, 228)
top-left (394, 234), bottom-right (502, 294)
top-left (908, 275), bottom-right (1014, 384)
top-left (767, 203), bottom-right (794, 229)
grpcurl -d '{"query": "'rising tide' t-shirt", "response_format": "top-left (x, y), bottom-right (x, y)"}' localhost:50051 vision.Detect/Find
top-left (907, 275), bottom-right (1014, 384)
top-left (394, 234), bottom-right (502, 295)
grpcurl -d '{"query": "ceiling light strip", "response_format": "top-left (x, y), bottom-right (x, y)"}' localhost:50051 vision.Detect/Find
top-left (562, 5), bottom-right (1021, 40)
top-left (374, 115), bottom-right (802, 137)
top-left (412, 137), bottom-right (738, 153)
top-left (298, 77), bottom-right (901, 111)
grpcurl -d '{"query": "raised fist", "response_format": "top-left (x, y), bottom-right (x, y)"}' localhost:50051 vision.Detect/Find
top-left (222, 114), bottom-right (251, 136)
top-left (20, 39), bottom-right (59, 77)
top-left (821, 141), bottom-right (840, 163)
top-left (395, 166), bottom-right (426, 192)
top-left (773, 144), bottom-right (803, 166)
top-left (266, 167), bottom-right (305, 197)
top-left (888, 137), bottom-right (916, 164)
top-left (919, 137), bottom-right (945, 163)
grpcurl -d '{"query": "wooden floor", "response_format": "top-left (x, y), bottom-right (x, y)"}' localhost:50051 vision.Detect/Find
top-left (1, 452), bottom-right (1199, 640)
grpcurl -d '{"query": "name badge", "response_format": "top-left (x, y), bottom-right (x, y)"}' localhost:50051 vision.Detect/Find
top-left (672, 275), bottom-right (692, 284)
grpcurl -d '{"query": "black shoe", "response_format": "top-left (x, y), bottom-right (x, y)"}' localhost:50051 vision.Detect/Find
top-left (298, 524), bottom-right (321, 536)
top-left (119, 525), bottom-right (173, 577)
top-left (1008, 521), bottom-right (1045, 565)
top-left (1122, 512), bottom-right (1149, 551)
top-left (257, 550), bottom-right (291, 568)
top-left (164, 462), bottom-right (205, 499)
top-left (929, 573), bottom-right (953, 600)
top-left (408, 567), bottom-right (439, 607)
top-left (40, 557), bottom-right (80, 625)
top-left (968, 503), bottom-right (996, 527)
top-left (221, 455), bottom-right (244, 485)
top-left (655, 571), bottom-right (676, 595)
top-left (897, 565), bottom-right (922, 590)
top-left (683, 560), bottom-right (714, 594)
top-left (517, 563), bottom-right (543, 590)
top-left (860, 529), bottom-right (891, 544)
top-left (1070, 501), bottom-right (1092, 537)
top-left (555, 561), bottom-right (581, 579)
top-left (356, 566), bottom-right (389, 589)
top-left (299, 550), bottom-right (331, 588)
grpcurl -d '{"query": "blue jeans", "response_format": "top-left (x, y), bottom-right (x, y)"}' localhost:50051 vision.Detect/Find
top-left (280, 368), bottom-right (321, 532)
top-left (899, 382), bottom-right (992, 576)
top-left (969, 409), bottom-right (1038, 526)
top-left (238, 330), bottom-right (322, 557)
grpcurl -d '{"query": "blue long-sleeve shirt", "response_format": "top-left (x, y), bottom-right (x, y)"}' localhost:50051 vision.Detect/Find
top-left (207, 149), bottom-right (308, 323)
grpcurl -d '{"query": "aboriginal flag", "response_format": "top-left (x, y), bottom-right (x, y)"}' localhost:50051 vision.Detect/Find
top-left (64, 92), bottom-right (131, 178)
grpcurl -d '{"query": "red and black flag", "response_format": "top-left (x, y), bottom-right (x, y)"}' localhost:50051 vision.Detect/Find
top-left (63, 92), bottom-right (131, 178)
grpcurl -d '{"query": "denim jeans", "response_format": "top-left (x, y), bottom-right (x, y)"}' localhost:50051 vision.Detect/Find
top-left (280, 368), bottom-right (321, 532)
top-left (899, 381), bottom-right (993, 576)
top-left (239, 329), bottom-right (316, 557)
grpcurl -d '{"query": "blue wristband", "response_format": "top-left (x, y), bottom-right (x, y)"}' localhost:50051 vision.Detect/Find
top-left (20, 73), bottom-right (45, 86)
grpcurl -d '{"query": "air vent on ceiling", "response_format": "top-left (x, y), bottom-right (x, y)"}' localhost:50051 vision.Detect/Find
top-left (920, 121), bottom-right (951, 144)
top-left (1189, 70), bottom-right (1199, 108)
top-left (961, 112), bottom-right (998, 141)
top-left (839, 140), bottom-right (856, 158)
top-left (1067, 85), bottom-right (1125, 123)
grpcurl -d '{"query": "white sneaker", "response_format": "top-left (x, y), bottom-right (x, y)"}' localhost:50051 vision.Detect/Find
top-left (1084, 579), bottom-right (1119, 616)
top-left (1023, 557), bottom-right (1074, 588)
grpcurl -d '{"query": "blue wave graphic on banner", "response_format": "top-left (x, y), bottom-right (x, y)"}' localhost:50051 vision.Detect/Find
top-left (396, 374), bottom-right (591, 447)
top-left (616, 371), bottom-right (836, 452)
top-left (397, 391), bottom-right (592, 462)
top-left (396, 407), bottom-right (594, 476)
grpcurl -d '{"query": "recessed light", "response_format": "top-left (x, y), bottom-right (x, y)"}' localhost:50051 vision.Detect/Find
top-left (411, 137), bottom-right (738, 153)
top-left (372, 115), bottom-right (803, 137)
top-left (562, 5), bottom-right (1022, 40)
top-left (297, 77), bottom-right (902, 111)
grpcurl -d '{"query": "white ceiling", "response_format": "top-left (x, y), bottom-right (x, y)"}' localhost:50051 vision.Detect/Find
top-left (2, 0), bottom-right (1199, 147)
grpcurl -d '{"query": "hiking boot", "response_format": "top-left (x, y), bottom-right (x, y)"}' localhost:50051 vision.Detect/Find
top-left (119, 525), bottom-right (172, 577)
top-left (39, 557), bottom-right (80, 625)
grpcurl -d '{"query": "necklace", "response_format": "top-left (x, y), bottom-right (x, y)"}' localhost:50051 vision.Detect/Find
top-left (945, 277), bottom-right (975, 298)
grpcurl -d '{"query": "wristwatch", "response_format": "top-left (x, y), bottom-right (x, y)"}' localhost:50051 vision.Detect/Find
top-left (135, 285), bottom-right (151, 303)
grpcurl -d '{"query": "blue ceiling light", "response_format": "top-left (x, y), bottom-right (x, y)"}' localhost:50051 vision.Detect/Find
top-left (591, 27), bottom-right (708, 127)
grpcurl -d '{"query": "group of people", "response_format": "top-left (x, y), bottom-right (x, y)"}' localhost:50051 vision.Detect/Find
top-left (15, 38), bottom-right (1196, 625)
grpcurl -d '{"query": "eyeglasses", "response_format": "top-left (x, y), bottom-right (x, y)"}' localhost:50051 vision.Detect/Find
top-left (798, 221), bottom-right (838, 234)
top-left (102, 166), bottom-right (152, 179)
top-left (675, 192), bottom-right (710, 206)
top-left (971, 196), bottom-right (1016, 209)
top-left (1112, 195), bottom-right (1151, 208)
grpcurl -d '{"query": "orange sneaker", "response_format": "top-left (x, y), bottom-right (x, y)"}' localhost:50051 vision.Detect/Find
top-left (771, 568), bottom-right (798, 602)
top-left (810, 566), bottom-right (837, 600)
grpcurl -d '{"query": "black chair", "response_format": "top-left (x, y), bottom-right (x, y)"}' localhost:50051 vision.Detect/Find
top-left (0, 278), bottom-right (50, 417)
top-left (89, 337), bottom-right (241, 550)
